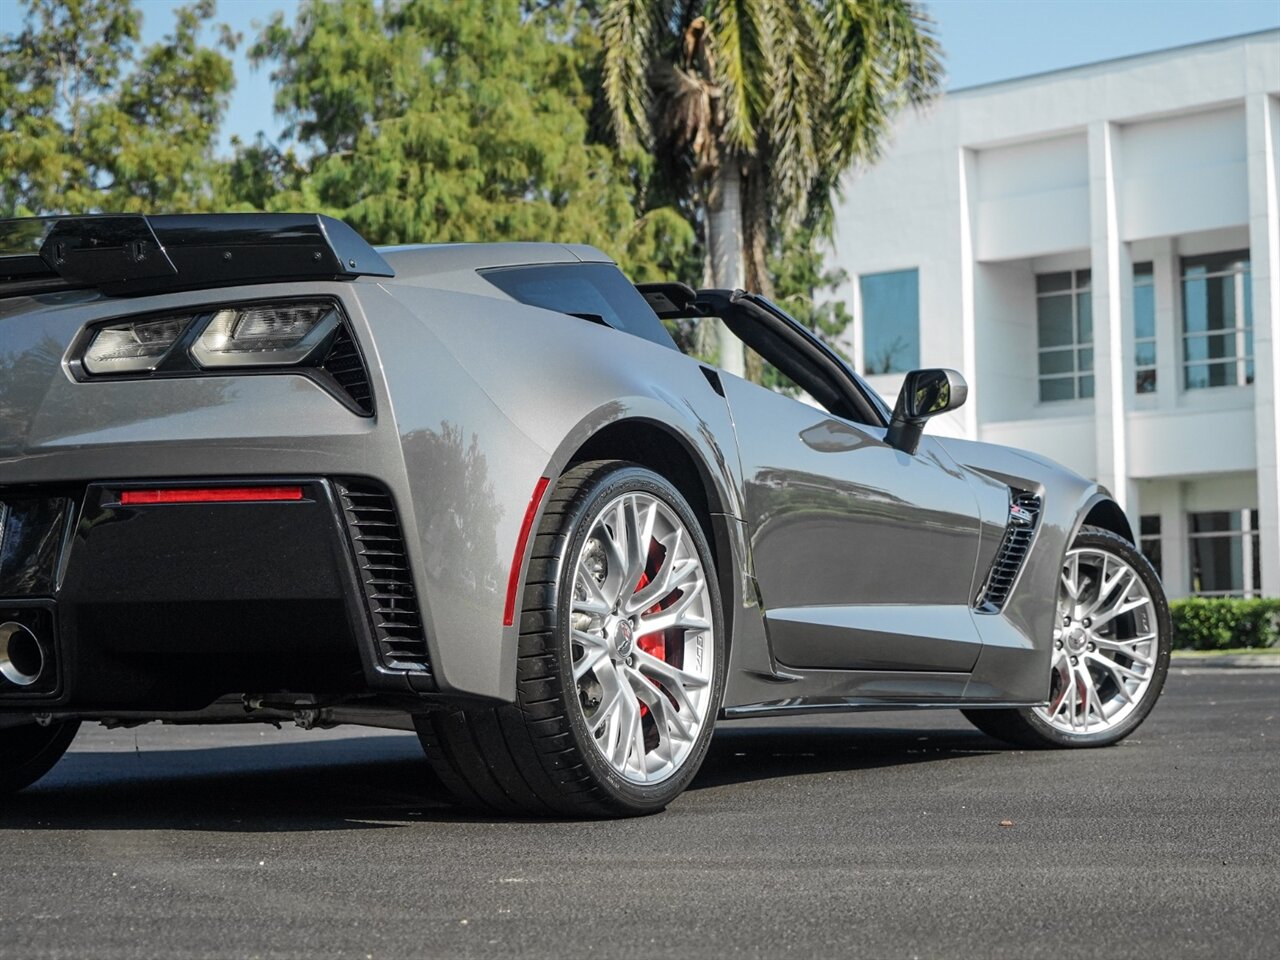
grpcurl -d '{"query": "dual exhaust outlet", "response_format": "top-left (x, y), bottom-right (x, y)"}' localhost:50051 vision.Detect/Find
top-left (0, 621), bottom-right (48, 688)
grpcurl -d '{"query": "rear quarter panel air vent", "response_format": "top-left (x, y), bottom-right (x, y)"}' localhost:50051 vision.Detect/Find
top-left (335, 479), bottom-right (430, 674)
top-left (974, 492), bottom-right (1042, 614)
top-left (321, 325), bottom-right (374, 416)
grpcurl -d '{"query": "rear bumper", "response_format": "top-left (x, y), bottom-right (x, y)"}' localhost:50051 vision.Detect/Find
top-left (1, 278), bottom-right (561, 704)
top-left (0, 477), bottom-right (436, 714)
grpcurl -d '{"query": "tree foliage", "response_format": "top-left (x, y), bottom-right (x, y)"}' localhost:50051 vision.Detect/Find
top-left (602, 0), bottom-right (941, 245)
top-left (0, 0), bottom-right (936, 382)
top-left (0, 0), bottom-right (235, 216)
top-left (242, 0), bottom-right (695, 279)
top-left (599, 0), bottom-right (942, 372)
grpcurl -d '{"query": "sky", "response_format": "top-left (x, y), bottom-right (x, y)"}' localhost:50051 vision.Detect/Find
top-left (125, 0), bottom-right (1280, 155)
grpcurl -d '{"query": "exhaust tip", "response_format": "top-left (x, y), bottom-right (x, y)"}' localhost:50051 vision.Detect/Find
top-left (0, 621), bottom-right (45, 687)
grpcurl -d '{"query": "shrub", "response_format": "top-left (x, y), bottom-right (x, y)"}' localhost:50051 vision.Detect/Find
top-left (1169, 598), bottom-right (1280, 650)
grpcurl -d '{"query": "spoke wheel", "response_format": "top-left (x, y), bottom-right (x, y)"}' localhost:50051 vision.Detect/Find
top-left (415, 460), bottom-right (725, 817)
top-left (1033, 545), bottom-right (1159, 735)
top-left (963, 525), bottom-right (1170, 749)
top-left (570, 490), bottom-right (715, 785)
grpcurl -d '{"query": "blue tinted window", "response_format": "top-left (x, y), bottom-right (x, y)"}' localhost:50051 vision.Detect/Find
top-left (1036, 268), bottom-right (1093, 402)
top-left (860, 269), bottom-right (919, 375)
top-left (1133, 262), bottom-right (1156, 393)
top-left (1189, 509), bottom-right (1261, 597)
top-left (1181, 251), bottom-right (1251, 390)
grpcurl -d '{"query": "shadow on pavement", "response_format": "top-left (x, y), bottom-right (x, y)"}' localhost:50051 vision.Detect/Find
top-left (0, 724), bottom-right (1002, 831)
top-left (693, 724), bottom-right (1000, 790)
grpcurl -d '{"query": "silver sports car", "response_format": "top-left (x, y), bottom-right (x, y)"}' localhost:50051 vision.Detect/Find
top-left (0, 214), bottom-right (1170, 816)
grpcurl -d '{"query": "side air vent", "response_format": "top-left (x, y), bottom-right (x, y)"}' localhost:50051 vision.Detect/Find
top-left (321, 326), bottom-right (374, 416)
top-left (974, 492), bottom-right (1042, 614)
top-left (335, 480), bottom-right (430, 674)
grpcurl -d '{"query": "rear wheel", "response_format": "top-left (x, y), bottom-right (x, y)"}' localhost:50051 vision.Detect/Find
top-left (963, 526), bottom-right (1170, 748)
top-left (0, 720), bottom-right (79, 794)
top-left (416, 461), bottom-right (725, 817)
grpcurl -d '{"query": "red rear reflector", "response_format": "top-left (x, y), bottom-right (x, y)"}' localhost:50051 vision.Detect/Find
top-left (504, 476), bottom-right (551, 627)
top-left (119, 486), bottom-right (305, 505)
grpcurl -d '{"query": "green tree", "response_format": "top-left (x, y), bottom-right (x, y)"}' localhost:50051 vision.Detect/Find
top-left (0, 0), bottom-right (236, 216)
top-left (245, 0), bottom-right (695, 279)
top-left (600, 0), bottom-right (942, 374)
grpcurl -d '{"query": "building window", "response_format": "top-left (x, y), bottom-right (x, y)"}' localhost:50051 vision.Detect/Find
top-left (860, 269), bottom-right (919, 375)
top-left (1189, 509), bottom-right (1261, 597)
top-left (1182, 251), bottom-right (1252, 390)
top-left (1133, 262), bottom-right (1156, 393)
top-left (1036, 269), bottom-right (1093, 402)
top-left (1139, 514), bottom-right (1162, 579)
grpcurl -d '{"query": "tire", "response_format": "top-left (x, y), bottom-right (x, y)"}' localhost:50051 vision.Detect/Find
top-left (963, 525), bottom-right (1171, 749)
top-left (0, 720), bottom-right (79, 794)
top-left (416, 460), bottom-right (726, 817)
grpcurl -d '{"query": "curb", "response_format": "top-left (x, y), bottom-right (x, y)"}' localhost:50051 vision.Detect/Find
top-left (1170, 654), bottom-right (1280, 669)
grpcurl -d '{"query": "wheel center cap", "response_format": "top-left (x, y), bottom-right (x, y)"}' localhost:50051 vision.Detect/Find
top-left (613, 618), bottom-right (634, 659)
top-left (1065, 625), bottom-right (1088, 654)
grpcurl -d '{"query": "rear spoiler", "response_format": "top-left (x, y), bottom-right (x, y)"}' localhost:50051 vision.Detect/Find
top-left (0, 213), bottom-right (395, 299)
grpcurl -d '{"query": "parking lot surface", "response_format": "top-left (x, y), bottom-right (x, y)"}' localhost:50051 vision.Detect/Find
top-left (1, 668), bottom-right (1276, 959)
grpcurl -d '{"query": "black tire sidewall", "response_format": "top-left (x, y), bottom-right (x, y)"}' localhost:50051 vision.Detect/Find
top-left (1020, 526), bottom-right (1172, 747)
top-left (544, 463), bottom-right (725, 813)
top-left (0, 719), bottom-right (79, 794)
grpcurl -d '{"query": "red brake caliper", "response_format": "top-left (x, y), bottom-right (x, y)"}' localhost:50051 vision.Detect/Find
top-left (632, 540), bottom-right (669, 717)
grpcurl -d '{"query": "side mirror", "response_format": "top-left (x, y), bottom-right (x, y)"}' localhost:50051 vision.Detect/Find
top-left (886, 368), bottom-right (968, 455)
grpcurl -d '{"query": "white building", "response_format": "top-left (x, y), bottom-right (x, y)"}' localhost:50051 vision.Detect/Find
top-left (830, 29), bottom-right (1280, 599)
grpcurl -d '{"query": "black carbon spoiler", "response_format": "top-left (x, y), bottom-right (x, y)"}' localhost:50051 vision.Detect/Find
top-left (0, 213), bottom-right (394, 299)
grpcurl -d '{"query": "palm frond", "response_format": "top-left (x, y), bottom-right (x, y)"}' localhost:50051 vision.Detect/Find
top-left (600, 0), bottom-right (661, 145)
top-left (705, 0), bottom-right (768, 153)
top-left (822, 0), bottom-right (943, 173)
top-left (652, 61), bottom-right (718, 173)
top-left (760, 0), bottom-right (824, 228)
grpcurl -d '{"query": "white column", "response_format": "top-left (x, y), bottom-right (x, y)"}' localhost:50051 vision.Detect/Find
top-left (1246, 93), bottom-right (1280, 597)
top-left (847, 271), bottom-right (866, 378)
top-left (1164, 483), bottom-right (1190, 600)
top-left (1150, 238), bottom-right (1180, 410)
top-left (957, 147), bottom-right (979, 440)
top-left (1088, 121), bottom-right (1130, 515)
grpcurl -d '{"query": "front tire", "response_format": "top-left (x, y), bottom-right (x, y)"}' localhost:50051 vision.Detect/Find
top-left (0, 720), bottom-right (79, 794)
top-left (964, 525), bottom-right (1171, 749)
top-left (416, 461), bottom-right (726, 817)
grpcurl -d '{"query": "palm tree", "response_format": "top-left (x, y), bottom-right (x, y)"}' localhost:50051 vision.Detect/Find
top-left (601, 0), bottom-right (942, 375)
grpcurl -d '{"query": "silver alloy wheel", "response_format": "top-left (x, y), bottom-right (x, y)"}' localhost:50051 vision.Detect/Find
top-left (569, 490), bottom-right (715, 784)
top-left (1034, 545), bottom-right (1158, 734)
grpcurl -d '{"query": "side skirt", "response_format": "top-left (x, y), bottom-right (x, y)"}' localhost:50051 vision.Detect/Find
top-left (721, 697), bottom-right (1043, 720)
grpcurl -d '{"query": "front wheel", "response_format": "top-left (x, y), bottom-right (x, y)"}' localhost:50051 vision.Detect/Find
top-left (417, 460), bottom-right (726, 817)
top-left (964, 526), bottom-right (1171, 748)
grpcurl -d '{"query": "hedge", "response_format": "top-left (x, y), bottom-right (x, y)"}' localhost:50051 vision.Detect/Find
top-left (1169, 598), bottom-right (1280, 650)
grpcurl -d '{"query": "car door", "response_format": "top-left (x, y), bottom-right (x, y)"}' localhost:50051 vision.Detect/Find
top-left (708, 294), bottom-right (987, 673)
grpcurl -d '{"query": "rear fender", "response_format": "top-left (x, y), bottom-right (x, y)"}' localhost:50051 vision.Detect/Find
top-left (377, 284), bottom-right (753, 703)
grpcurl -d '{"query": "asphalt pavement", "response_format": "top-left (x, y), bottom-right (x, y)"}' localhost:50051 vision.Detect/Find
top-left (1, 667), bottom-right (1276, 959)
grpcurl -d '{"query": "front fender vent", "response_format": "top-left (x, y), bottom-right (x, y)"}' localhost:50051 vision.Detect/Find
top-left (336, 479), bottom-right (430, 674)
top-left (974, 492), bottom-right (1042, 613)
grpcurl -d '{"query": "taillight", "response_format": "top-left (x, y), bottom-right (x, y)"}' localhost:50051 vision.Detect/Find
top-left (74, 299), bottom-right (371, 415)
top-left (190, 303), bottom-right (340, 368)
top-left (82, 315), bottom-right (188, 374)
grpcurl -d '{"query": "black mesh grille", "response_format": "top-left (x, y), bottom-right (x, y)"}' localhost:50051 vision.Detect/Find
top-left (336, 480), bottom-right (430, 673)
top-left (974, 492), bottom-right (1042, 613)
top-left (321, 326), bottom-right (374, 415)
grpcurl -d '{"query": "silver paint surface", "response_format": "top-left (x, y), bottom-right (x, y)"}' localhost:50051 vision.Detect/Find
top-left (0, 242), bottom-right (1118, 712)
